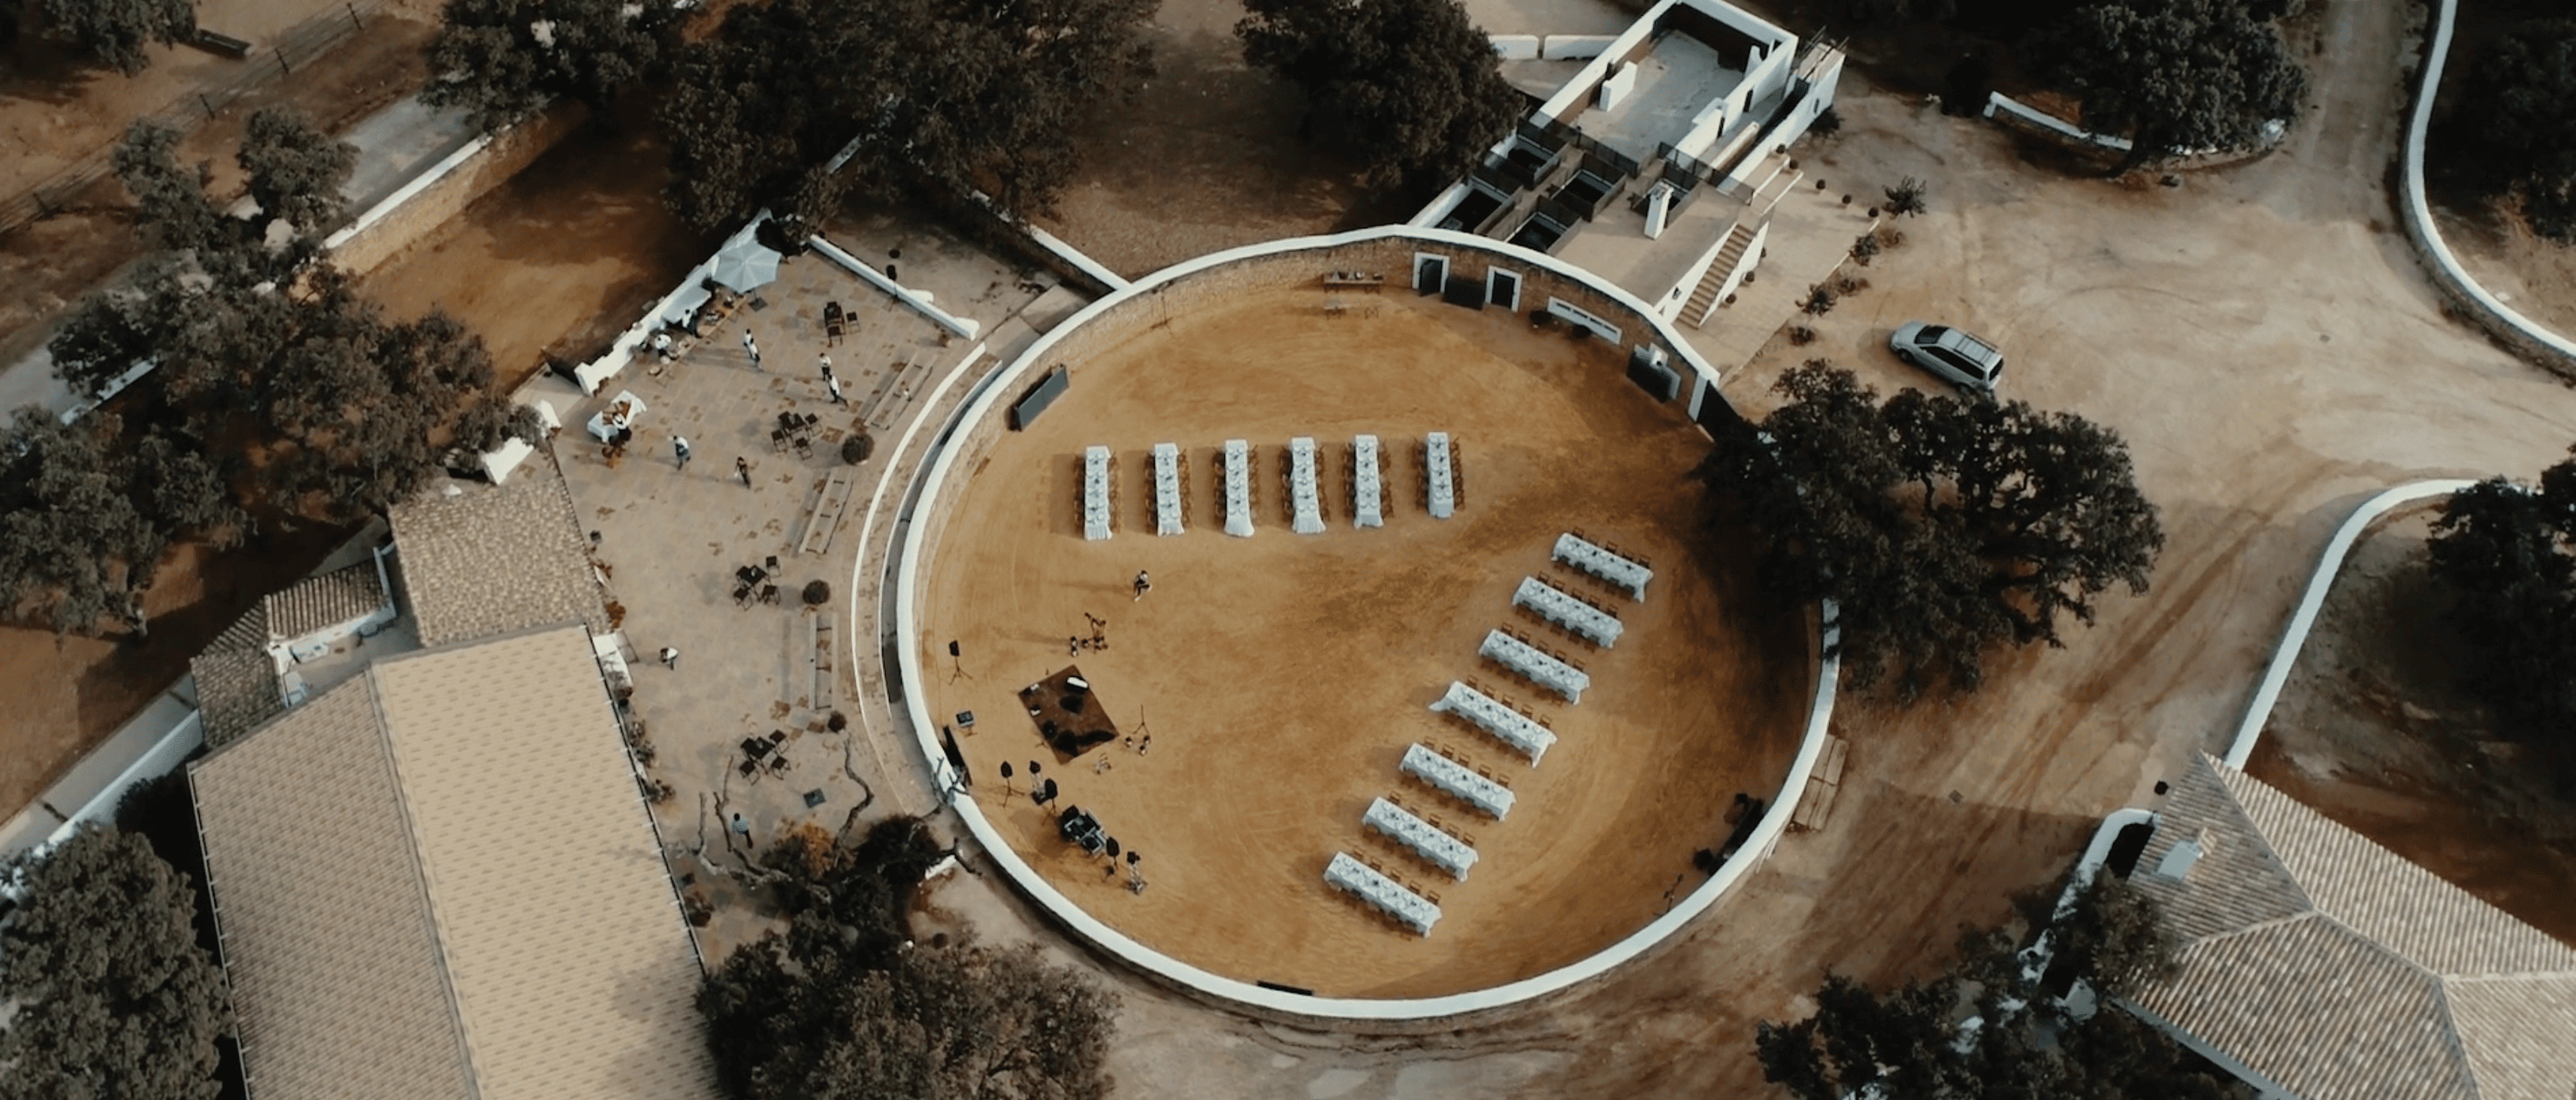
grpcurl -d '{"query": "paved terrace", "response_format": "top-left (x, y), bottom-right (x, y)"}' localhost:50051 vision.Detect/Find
top-left (534, 207), bottom-right (1074, 956)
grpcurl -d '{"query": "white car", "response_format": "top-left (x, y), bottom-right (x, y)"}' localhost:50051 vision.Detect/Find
top-left (1888, 322), bottom-right (2003, 394)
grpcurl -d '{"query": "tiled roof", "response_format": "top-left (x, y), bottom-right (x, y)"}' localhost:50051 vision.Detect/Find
top-left (389, 449), bottom-right (606, 649)
top-left (189, 677), bottom-right (477, 1100)
top-left (262, 558), bottom-right (389, 641)
top-left (2121, 755), bottom-right (2576, 1100)
top-left (189, 625), bottom-right (715, 1100)
top-left (192, 606), bottom-right (280, 749)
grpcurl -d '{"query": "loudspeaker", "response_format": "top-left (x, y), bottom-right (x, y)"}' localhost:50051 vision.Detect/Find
top-left (948, 641), bottom-right (960, 657)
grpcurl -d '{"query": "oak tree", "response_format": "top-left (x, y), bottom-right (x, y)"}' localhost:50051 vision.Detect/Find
top-left (1755, 869), bottom-right (2218, 1100)
top-left (34, 0), bottom-right (194, 74)
top-left (1237, 0), bottom-right (1524, 189)
top-left (2465, 19), bottom-right (2576, 240)
top-left (2427, 454), bottom-right (2576, 781)
top-left (0, 825), bottom-right (234, 1100)
top-left (703, 817), bottom-right (1117, 1100)
top-left (659, 0), bottom-right (1153, 231)
top-left (1695, 362), bottom-right (2162, 698)
top-left (2033, 0), bottom-right (2306, 174)
top-left (422, 0), bottom-right (675, 133)
top-left (0, 406), bottom-right (237, 637)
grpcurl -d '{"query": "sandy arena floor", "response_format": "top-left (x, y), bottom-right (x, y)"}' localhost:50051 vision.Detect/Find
top-left (915, 286), bottom-right (1812, 999)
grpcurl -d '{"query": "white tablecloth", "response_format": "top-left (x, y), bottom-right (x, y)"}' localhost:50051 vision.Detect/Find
top-left (1353, 434), bottom-right (1383, 528)
top-left (1429, 680), bottom-right (1559, 763)
top-left (1479, 630), bottom-right (1589, 703)
top-left (1364, 797), bottom-right (1477, 880)
top-left (1426, 432), bottom-right (1456, 519)
top-left (1553, 533), bottom-right (1650, 600)
top-left (1083, 446), bottom-right (1112, 541)
top-left (1325, 852), bottom-right (1441, 935)
top-left (1289, 436), bottom-right (1324, 534)
top-left (1223, 440), bottom-right (1253, 537)
top-left (1152, 443), bottom-right (1183, 536)
top-left (585, 391), bottom-right (648, 443)
top-left (1401, 744), bottom-right (1515, 819)
top-left (1513, 576), bottom-right (1624, 646)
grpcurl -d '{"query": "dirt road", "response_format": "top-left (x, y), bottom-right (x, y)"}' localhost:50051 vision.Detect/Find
top-left (915, 2), bottom-right (2576, 1096)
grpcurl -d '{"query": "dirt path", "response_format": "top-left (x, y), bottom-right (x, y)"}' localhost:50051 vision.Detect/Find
top-left (913, 2), bottom-right (2576, 1096)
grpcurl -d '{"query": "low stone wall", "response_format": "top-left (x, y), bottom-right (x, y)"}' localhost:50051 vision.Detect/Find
top-left (328, 102), bottom-right (588, 278)
top-left (2399, 0), bottom-right (2576, 379)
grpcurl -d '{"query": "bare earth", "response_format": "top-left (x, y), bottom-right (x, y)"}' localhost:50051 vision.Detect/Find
top-left (2245, 506), bottom-right (2576, 946)
top-left (916, 286), bottom-right (1810, 999)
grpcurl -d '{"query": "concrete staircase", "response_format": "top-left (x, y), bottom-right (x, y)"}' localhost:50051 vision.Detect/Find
top-left (1683, 222), bottom-right (1759, 328)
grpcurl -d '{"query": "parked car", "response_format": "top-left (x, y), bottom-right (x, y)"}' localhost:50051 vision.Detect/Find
top-left (1888, 322), bottom-right (2003, 393)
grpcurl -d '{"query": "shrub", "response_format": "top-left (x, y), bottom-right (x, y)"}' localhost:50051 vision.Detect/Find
top-left (1852, 232), bottom-right (1882, 264)
top-left (1811, 105), bottom-right (1843, 137)
top-left (841, 432), bottom-right (874, 465)
top-left (1885, 175), bottom-right (1928, 217)
top-left (803, 579), bottom-right (831, 606)
top-left (1802, 285), bottom-right (1838, 316)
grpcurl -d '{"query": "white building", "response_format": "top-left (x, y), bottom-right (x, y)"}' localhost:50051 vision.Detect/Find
top-left (1416, 0), bottom-right (1845, 328)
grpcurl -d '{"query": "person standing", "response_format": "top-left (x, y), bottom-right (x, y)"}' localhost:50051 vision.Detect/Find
top-left (818, 352), bottom-right (834, 381)
top-left (1132, 570), bottom-right (1151, 601)
top-left (672, 435), bottom-right (691, 470)
top-left (736, 457), bottom-right (752, 486)
top-left (826, 373), bottom-right (847, 406)
top-left (742, 330), bottom-right (762, 370)
top-left (659, 646), bottom-right (680, 669)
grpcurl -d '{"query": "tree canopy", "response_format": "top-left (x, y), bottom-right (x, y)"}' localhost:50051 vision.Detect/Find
top-left (19, 112), bottom-right (519, 637)
top-left (2427, 452), bottom-right (2576, 784)
top-left (0, 406), bottom-right (239, 637)
top-left (0, 824), bottom-right (234, 1100)
top-left (1695, 362), bottom-right (2163, 699)
top-left (1755, 869), bottom-right (2221, 1100)
top-left (2033, 0), bottom-right (2306, 174)
top-left (33, 0), bottom-right (194, 74)
top-left (1236, 0), bottom-right (1525, 190)
top-left (112, 110), bottom-right (355, 270)
top-left (701, 817), bottom-right (1117, 1100)
top-left (2464, 19), bottom-right (2576, 240)
top-left (658, 0), bottom-right (1153, 231)
top-left (422, 0), bottom-right (676, 133)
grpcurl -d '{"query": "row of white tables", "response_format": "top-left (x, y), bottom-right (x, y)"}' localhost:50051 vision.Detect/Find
top-left (1400, 744), bottom-right (1515, 819)
top-left (1553, 533), bottom-right (1650, 600)
top-left (1151, 443), bottom-right (1182, 536)
top-left (1513, 576), bottom-right (1624, 646)
top-left (1426, 431), bottom-right (1456, 519)
top-left (1479, 630), bottom-right (1589, 703)
top-left (1288, 437), bottom-right (1324, 534)
top-left (1363, 797), bottom-right (1476, 880)
top-left (1082, 446), bottom-right (1112, 541)
top-left (1325, 852), bottom-right (1441, 935)
top-left (1429, 680), bottom-right (1558, 763)
top-left (1223, 440), bottom-right (1253, 537)
top-left (1353, 434), bottom-right (1383, 528)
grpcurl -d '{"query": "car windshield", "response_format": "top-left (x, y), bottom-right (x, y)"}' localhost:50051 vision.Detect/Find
top-left (1917, 325), bottom-right (1951, 343)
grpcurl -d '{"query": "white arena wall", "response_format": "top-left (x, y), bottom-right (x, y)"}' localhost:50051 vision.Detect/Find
top-left (884, 225), bottom-right (1837, 1024)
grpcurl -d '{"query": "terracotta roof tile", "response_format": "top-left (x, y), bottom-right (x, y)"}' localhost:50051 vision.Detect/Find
top-left (389, 450), bottom-right (606, 649)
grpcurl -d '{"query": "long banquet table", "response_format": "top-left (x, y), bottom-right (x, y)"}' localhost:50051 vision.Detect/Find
top-left (1289, 436), bottom-right (1324, 534)
top-left (1553, 532), bottom-right (1650, 600)
top-left (1513, 576), bottom-right (1623, 646)
top-left (1363, 796), bottom-right (1477, 880)
top-left (1152, 443), bottom-right (1182, 536)
top-left (1082, 446), bottom-right (1112, 541)
top-left (1426, 431), bottom-right (1456, 519)
top-left (1324, 851), bottom-right (1441, 935)
top-left (1479, 630), bottom-right (1589, 703)
top-left (1429, 680), bottom-right (1558, 763)
top-left (1353, 434), bottom-right (1383, 529)
top-left (1400, 743), bottom-right (1515, 819)
top-left (1223, 440), bottom-right (1253, 537)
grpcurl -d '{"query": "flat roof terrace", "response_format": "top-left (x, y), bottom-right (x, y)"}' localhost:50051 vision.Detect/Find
top-left (1577, 32), bottom-right (1742, 166)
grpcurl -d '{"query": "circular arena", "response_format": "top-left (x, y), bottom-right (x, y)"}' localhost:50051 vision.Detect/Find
top-left (890, 227), bottom-right (1832, 1019)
